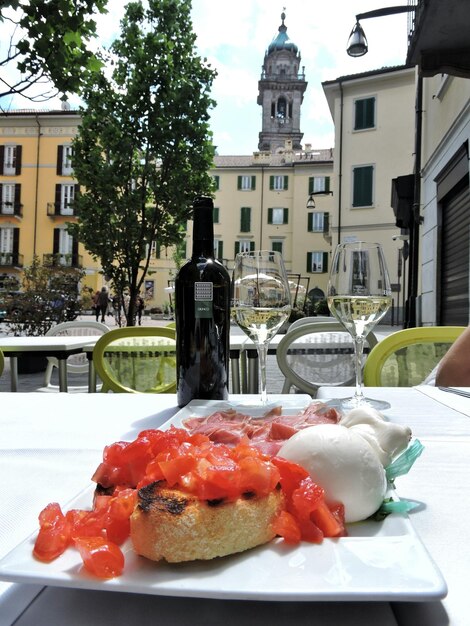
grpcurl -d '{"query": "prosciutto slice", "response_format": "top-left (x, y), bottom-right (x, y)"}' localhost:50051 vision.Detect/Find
top-left (182, 402), bottom-right (340, 456)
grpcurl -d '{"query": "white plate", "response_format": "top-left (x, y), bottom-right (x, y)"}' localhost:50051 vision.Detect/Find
top-left (0, 399), bottom-right (447, 602)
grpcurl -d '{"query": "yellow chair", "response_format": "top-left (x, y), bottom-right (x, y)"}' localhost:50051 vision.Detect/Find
top-left (93, 327), bottom-right (176, 393)
top-left (363, 326), bottom-right (466, 387)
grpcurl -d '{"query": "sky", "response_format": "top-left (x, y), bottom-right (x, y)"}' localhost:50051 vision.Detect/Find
top-left (2, 0), bottom-right (411, 155)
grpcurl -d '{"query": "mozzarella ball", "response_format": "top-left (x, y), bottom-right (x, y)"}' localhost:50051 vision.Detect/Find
top-left (278, 424), bottom-right (387, 523)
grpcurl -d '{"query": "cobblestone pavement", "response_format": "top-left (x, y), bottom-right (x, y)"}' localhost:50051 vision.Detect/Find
top-left (0, 315), bottom-right (396, 395)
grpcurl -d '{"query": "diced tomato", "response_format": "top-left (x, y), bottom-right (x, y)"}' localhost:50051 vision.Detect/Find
top-left (33, 503), bottom-right (71, 562)
top-left (291, 478), bottom-right (324, 518)
top-left (75, 537), bottom-right (124, 579)
top-left (310, 501), bottom-right (345, 538)
top-left (271, 456), bottom-right (309, 497)
top-left (238, 456), bottom-right (280, 497)
top-left (159, 455), bottom-right (197, 487)
top-left (272, 510), bottom-right (301, 544)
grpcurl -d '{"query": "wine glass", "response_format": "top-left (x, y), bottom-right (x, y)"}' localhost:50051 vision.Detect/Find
top-left (232, 250), bottom-right (291, 405)
top-left (327, 242), bottom-right (392, 411)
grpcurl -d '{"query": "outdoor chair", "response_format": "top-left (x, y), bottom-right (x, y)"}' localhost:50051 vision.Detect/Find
top-left (363, 326), bottom-right (466, 387)
top-left (276, 321), bottom-right (378, 396)
top-left (288, 316), bottom-right (336, 332)
top-left (0, 347), bottom-right (4, 377)
top-left (43, 320), bottom-right (110, 388)
top-left (93, 326), bottom-right (177, 393)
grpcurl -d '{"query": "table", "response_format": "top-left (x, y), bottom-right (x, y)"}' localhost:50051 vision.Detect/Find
top-left (0, 336), bottom-right (100, 392)
top-left (0, 389), bottom-right (469, 624)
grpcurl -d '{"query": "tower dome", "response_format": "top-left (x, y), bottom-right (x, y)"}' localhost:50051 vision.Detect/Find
top-left (267, 11), bottom-right (299, 55)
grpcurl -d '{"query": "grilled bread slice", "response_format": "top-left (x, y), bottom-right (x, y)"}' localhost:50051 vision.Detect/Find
top-left (130, 480), bottom-right (285, 563)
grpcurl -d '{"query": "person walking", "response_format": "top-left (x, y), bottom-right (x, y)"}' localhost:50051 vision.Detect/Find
top-left (95, 286), bottom-right (109, 323)
top-left (136, 293), bottom-right (145, 325)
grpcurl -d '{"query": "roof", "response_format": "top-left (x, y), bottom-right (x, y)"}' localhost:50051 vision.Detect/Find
top-left (322, 64), bottom-right (413, 87)
top-left (267, 12), bottom-right (298, 55)
top-left (214, 148), bottom-right (333, 169)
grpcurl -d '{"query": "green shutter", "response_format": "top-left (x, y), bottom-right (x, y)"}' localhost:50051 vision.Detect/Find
top-left (213, 207), bottom-right (219, 223)
top-left (308, 213), bottom-right (313, 231)
top-left (218, 240), bottom-right (223, 259)
top-left (325, 176), bottom-right (330, 192)
top-left (251, 176), bottom-right (256, 190)
top-left (353, 166), bottom-right (373, 206)
top-left (235, 241), bottom-right (240, 256)
top-left (323, 212), bottom-right (330, 233)
top-left (322, 252), bottom-right (329, 273)
top-left (283, 208), bottom-right (288, 224)
top-left (308, 177), bottom-right (313, 194)
top-left (307, 252), bottom-right (312, 273)
top-left (269, 176), bottom-right (274, 190)
top-left (250, 241), bottom-right (255, 252)
top-left (237, 176), bottom-right (242, 190)
top-left (267, 208), bottom-right (273, 224)
top-left (213, 175), bottom-right (220, 190)
top-left (272, 241), bottom-right (283, 254)
top-left (283, 176), bottom-right (288, 190)
top-left (240, 207), bottom-right (251, 232)
top-left (355, 97), bottom-right (375, 130)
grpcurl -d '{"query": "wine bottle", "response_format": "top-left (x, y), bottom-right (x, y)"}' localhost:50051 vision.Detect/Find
top-left (175, 196), bottom-right (230, 407)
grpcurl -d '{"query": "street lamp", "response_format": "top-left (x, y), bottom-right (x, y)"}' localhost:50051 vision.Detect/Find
top-left (306, 190), bottom-right (333, 210)
top-left (346, 5), bottom-right (416, 57)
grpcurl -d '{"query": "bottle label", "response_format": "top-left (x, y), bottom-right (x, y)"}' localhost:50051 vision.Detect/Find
top-left (194, 282), bottom-right (213, 318)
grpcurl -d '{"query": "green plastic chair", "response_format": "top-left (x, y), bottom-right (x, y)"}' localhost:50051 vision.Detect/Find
top-left (363, 326), bottom-right (466, 387)
top-left (276, 321), bottom-right (378, 396)
top-left (93, 327), bottom-right (177, 393)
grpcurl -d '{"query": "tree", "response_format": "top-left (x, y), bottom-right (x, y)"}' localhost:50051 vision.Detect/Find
top-left (0, 0), bottom-right (107, 105)
top-left (69, 0), bottom-right (217, 326)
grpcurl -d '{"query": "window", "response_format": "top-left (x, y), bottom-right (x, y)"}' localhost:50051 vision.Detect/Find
top-left (308, 212), bottom-right (329, 233)
top-left (268, 207), bottom-right (288, 225)
top-left (235, 240), bottom-right (255, 255)
top-left (0, 226), bottom-right (19, 266)
top-left (352, 165), bottom-right (374, 207)
top-left (354, 97), bottom-right (375, 130)
top-left (240, 206), bottom-right (251, 232)
top-left (1, 183), bottom-right (21, 216)
top-left (307, 251), bottom-right (328, 273)
top-left (53, 228), bottom-right (78, 266)
top-left (0, 145), bottom-right (22, 175)
top-left (54, 183), bottom-right (78, 215)
top-left (212, 175), bottom-right (220, 191)
top-left (269, 175), bottom-right (288, 191)
top-left (308, 176), bottom-right (330, 194)
top-left (214, 239), bottom-right (224, 260)
top-left (237, 175), bottom-right (256, 191)
top-left (271, 240), bottom-right (283, 255)
top-left (57, 145), bottom-right (73, 175)
top-left (213, 206), bottom-right (220, 224)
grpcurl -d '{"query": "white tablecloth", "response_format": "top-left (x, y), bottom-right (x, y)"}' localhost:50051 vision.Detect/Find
top-left (0, 390), bottom-right (469, 625)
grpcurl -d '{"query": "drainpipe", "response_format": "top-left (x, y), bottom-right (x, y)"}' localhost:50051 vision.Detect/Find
top-left (33, 114), bottom-right (42, 256)
top-left (337, 80), bottom-right (344, 246)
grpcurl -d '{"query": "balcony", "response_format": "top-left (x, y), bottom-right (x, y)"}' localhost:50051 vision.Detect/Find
top-left (0, 202), bottom-right (23, 218)
top-left (407, 0), bottom-right (470, 77)
top-left (43, 253), bottom-right (83, 268)
top-left (47, 202), bottom-right (78, 217)
top-left (0, 252), bottom-right (24, 268)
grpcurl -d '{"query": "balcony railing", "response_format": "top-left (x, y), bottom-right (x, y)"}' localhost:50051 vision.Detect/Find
top-left (0, 252), bottom-right (24, 267)
top-left (47, 202), bottom-right (78, 217)
top-left (43, 253), bottom-right (83, 268)
top-left (0, 202), bottom-right (23, 217)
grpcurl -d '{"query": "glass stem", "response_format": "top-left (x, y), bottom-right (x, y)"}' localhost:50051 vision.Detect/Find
top-left (353, 335), bottom-right (366, 403)
top-left (258, 342), bottom-right (268, 404)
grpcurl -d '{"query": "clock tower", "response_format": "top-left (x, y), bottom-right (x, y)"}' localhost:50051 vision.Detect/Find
top-left (257, 12), bottom-right (307, 152)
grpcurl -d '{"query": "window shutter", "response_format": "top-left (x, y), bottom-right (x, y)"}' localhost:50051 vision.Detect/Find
top-left (250, 241), bottom-right (255, 252)
top-left (237, 176), bottom-right (242, 190)
top-left (213, 175), bottom-right (220, 191)
top-left (0, 146), bottom-right (4, 175)
top-left (322, 252), bottom-right (329, 273)
top-left (323, 212), bottom-right (330, 233)
top-left (55, 184), bottom-right (61, 212)
top-left (308, 177), bottom-right (313, 194)
top-left (283, 176), bottom-right (288, 190)
top-left (72, 236), bottom-right (79, 265)
top-left (325, 177), bottom-right (330, 192)
top-left (283, 208), bottom-right (288, 224)
top-left (269, 176), bottom-right (274, 190)
top-left (240, 206), bottom-right (251, 232)
top-left (308, 213), bottom-right (313, 231)
top-left (53, 228), bottom-right (60, 254)
top-left (57, 146), bottom-right (63, 175)
top-left (251, 176), bottom-right (256, 190)
top-left (14, 184), bottom-right (21, 214)
top-left (12, 227), bottom-right (19, 256)
top-left (267, 208), bottom-right (273, 224)
top-left (213, 207), bottom-right (219, 223)
top-left (353, 166), bottom-right (373, 206)
top-left (307, 252), bottom-right (312, 273)
top-left (235, 241), bottom-right (240, 256)
top-left (15, 146), bottom-right (22, 175)
top-left (218, 240), bottom-right (223, 259)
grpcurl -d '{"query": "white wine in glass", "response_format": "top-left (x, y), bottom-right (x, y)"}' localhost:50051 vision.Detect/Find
top-left (232, 250), bottom-right (291, 405)
top-left (327, 242), bottom-right (392, 411)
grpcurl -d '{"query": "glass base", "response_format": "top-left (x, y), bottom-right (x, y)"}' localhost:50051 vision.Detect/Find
top-left (325, 396), bottom-right (391, 412)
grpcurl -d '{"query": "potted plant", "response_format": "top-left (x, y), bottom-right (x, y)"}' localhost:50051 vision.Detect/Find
top-left (6, 256), bottom-right (85, 373)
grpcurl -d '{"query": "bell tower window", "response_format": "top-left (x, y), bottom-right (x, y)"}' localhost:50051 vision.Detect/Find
top-left (277, 97), bottom-right (287, 119)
